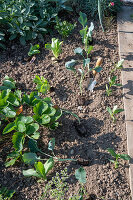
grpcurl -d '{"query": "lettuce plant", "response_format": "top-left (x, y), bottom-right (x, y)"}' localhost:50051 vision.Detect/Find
top-left (107, 148), bottom-right (130, 168)
top-left (45, 38), bottom-right (63, 59)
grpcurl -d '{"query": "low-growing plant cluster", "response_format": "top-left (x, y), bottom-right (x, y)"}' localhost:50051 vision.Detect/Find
top-left (0, 0), bottom-right (72, 48)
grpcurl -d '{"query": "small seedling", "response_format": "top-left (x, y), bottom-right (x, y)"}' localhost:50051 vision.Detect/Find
top-left (45, 38), bottom-right (63, 59)
top-left (110, 59), bottom-right (124, 74)
top-left (28, 44), bottom-right (40, 57)
top-left (106, 76), bottom-right (122, 96)
top-left (55, 17), bottom-right (76, 38)
top-left (107, 148), bottom-right (131, 168)
top-left (107, 105), bottom-right (124, 122)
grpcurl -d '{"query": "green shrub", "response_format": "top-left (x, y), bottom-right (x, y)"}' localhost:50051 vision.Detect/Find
top-left (0, 0), bottom-right (72, 47)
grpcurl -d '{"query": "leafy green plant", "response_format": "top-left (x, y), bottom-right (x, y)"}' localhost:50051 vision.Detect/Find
top-left (55, 16), bottom-right (76, 38)
top-left (40, 167), bottom-right (87, 200)
top-left (0, 0), bottom-right (72, 47)
top-left (106, 76), bottom-right (122, 96)
top-left (78, 12), bottom-right (94, 54)
top-left (106, 59), bottom-right (124, 96)
top-left (65, 48), bottom-right (102, 95)
top-left (107, 148), bottom-right (131, 168)
top-left (45, 38), bottom-right (63, 59)
top-left (107, 105), bottom-right (124, 122)
top-left (33, 75), bottom-right (50, 94)
top-left (0, 186), bottom-right (15, 200)
top-left (28, 44), bottom-right (40, 57)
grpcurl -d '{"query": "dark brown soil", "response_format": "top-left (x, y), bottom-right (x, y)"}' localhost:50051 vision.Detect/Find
top-left (0, 14), bottom-right (131, 200)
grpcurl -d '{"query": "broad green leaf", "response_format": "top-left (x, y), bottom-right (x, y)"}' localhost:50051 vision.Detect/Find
top-left (107, 107), bottom-right (112, 116)
top-left (3, 80), bottom-right (15, 89)
top-left (83, 58), bottom-right (90, 68)
top-left (26, 123), bottom-right (39, 135)
top-left (34, 162), bottom-right (46, 179)
top-left (41, 114), bottom-right (51, 125)
top-left (2, 105), bottom-right (16, 118)
top-left (28, 138), bottom-right (39, 153)
top-left (107, 148), bottom-right (117, 158)
top-left (3, 122), bottom-right (16, 134)
top-left (17, 121), bottom-right (26, 132)
top-left (48, 138), bottom-right (55, 151)
top-left (31, 132), bottom-right (40, 140)
top-left (74, 47), bottom-right (83, 55)
top-left (5, 159), bottom-right (16, 167)
top-left (12, 132), bottom-right (24, 152)
top-left (65, 59), bottom-right (77, 72)
top-left (23, 169), bottom-right (40, 178)
top-left (87, 46), bottom-right (93, 55)
top-left (75, 167), bottom-right (86, 184)
top-left (78, 12), bottom-right (87, 27)
top-left (44, 107), bottom-right (56, 116)
top-left (33, 101), bottom-right (48, 116)
top-left (44, 157), bottom-right (54, 175)
top-left (119, 154), bottom-right (131, 160)
top-left (113, 108), bottom-right (124, 115)
top-left (23, 153), bottom-right (39, 164)
top-left (16, 116), bottom-right (33, 124)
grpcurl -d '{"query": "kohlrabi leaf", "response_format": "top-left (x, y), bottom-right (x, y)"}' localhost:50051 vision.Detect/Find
top-left (75, 167), bottom-right (86, 184)
top-left (78, 12), bottom-right (87, 27)
top-left (107, 107), bottom-right (112, 115)
top-left (74, 47), bottom-right (83, 55)
top-left (107, 148), bottom-right (117, 158)
top-left (65, 59), bottom-right (77, 72)
top-left (119, 154), bottom-right (131, 160)
top-left (48, 138), bottom-right (55, 151)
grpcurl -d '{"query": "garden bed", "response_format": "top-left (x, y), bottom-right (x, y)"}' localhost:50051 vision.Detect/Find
top-left (0, 13), bottom-right (131, 200)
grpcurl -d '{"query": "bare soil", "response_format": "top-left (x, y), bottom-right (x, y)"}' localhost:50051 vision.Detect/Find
top-left (0, 13), bottom-right (131, 200)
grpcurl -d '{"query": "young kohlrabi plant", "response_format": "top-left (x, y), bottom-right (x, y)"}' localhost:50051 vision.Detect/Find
top-left (28, 44), bottom-right (40, 57)
top-left (107, 148), bottom-right (130, 168)
top-left (65, 51), bottom-right (102, 95)
top-left (45, 38), bottom-right (63, 59)
top-left (107, 105), bottom-right (124, 122)
top-left (78, 12), bottom-right (94, 56)
top-left (106, 59), bottom-right (124, 96)
top-left (55, 17), bottom-right (76, 38)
